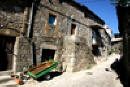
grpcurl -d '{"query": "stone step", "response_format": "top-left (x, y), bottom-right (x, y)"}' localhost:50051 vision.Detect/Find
top-left (0, 85), bottom-right (17, 87)
top-left (0, 71), bottom-right (12, 76)
top-left (0, 71), bottom-right (17, 86)
top-left (0, 76), bottom-right (17, 86)
top-left (0, 71), bottom-right (12, 75)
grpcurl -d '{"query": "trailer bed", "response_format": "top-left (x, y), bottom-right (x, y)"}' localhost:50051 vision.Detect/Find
top-left (27, 61), bottom-right (58, 79)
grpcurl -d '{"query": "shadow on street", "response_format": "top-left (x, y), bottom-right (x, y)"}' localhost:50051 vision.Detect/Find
top-left (37, 71), bottom-right (62, 81)
top-left (111, 56), bottom-right (129, 87)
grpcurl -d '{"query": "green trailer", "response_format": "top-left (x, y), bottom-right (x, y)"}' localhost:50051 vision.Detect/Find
top-left (27, 61), bottom-right (58, 79)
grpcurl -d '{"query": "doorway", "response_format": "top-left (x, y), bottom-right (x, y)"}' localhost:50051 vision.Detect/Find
top-left (0, 36), bottom-right (16, 71)
top-left (41, 49), bottom-right (55, 62)
top-left (71, 24), bottom-right (76, 35)
top-left (92, 45), bottom-right (101, 57)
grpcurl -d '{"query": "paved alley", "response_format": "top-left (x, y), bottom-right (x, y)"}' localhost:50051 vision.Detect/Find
top-left (19, 54), bottom-right (123, 87)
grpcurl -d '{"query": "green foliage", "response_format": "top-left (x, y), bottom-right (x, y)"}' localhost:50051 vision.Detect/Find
top-left (111, 0), bottom-right (119, 1)
top-left (110, 0), bottom-right (119, 2)
top-left (110, 0), bottom-right (130, 6)
top-left (110, 0), bottom-right (120, 5)
top-left (109, 48), bottom-right (115, 55)
top-left (87, 64), bottom-right (92, 69)
top-left (48, 59), bottom-right (54, 62)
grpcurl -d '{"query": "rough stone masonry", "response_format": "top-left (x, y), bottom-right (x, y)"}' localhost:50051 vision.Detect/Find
top-left (0, 0), bottom-right (110, 72)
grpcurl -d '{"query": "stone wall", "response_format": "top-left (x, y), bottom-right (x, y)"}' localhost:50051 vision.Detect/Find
top-left (99, 29), bottom-right (111, 58)
top-left (29, 0), bottom-right (104, 72)
top-left (61, 36), bottom-right (94, 72)
top-left (32, 36), bottom-right (63, 68)
top-left (111, 41), bottom-right (123, 55)
top-left (32, 0), bottom-right (103, 38)
top-left (92, 28), bottom-right (111, 60)
top-left (0, 0), bottom-right (28, 36)
top-left (0, 0), bottom-right (105, 72)
top-left (0, 1), bottom-right (30, 72)
top-left (14, 37), bottom-right (32, 72)
top-left (31, 0), bottom-right (104, 51)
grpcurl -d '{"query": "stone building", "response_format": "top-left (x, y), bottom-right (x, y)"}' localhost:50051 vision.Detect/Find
top-left (111, 37), bottom-right (123, 55)
top-left (0, 0), bottom-right (109, 72)
top-left (103, 25), bottom-right (112, 38)
top-left (92, 25), bottom-right (111, 60)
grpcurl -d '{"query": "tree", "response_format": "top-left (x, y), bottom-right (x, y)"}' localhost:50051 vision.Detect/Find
top-left (110, 0), bottom-right (130, 6)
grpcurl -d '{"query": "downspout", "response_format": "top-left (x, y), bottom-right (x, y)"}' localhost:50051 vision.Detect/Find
top-left (27, 1), bottom-right (34, 38)
top-left (28, 0), bottom-right (37, 66)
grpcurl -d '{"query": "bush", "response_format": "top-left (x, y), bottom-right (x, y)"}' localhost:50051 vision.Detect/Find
top-left (109, 48), bottom-right (115, 55)
top-left (87, 64), bottom-right (92, 69)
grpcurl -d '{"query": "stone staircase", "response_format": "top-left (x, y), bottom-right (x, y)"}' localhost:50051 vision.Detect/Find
top-left (0, 71), bottom-right (17, 87)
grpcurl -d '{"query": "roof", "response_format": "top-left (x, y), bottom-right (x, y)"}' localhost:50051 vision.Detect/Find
top-left (0, 0), bottom-right (105, 25)
top-left (111, 38), bottom-right (123, 42)
top-left (0, 0), bottom-right (33, 8)
top-left (61, 0), bottom-right (105, 25)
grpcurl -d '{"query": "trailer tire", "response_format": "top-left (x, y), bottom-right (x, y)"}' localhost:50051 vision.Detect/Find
top-left (45, 74), bottom-right (51, 80)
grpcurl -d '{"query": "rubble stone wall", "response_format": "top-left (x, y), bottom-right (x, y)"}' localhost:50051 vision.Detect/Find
top-left (0, 1), bottom-right (30, 72)
top-left (0, 1), bottom-right (26, 35)
top-left (14, 37), bottom-right (32, 72)
top-left (61, 36), bottom-right (94, 72)
top-left (111, 41), bottom-right (123, 55)
top-left (98, 29), bottom-right (111, 58)
top-left (24, 0), bottom-right (104, 72)
top-left (0, 0), bottom-right (105, 72)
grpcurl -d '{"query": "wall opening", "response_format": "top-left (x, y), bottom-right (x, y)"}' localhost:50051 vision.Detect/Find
top-left (48, 14), bottom-right (56, 25)
top-left (92, 45), bottom-right (101, 57)
top-left (71, 24), bottom-right (76, 35)
top-left (0, 36), bottom-right (16, 71)
top-left (41, 49), bottom-right (55, 62)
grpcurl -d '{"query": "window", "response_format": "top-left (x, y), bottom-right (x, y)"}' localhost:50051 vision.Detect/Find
top-left (41, 49), bottom-right (55, 62)
top-left (92, 31), bottom-right (96, 43)
top-left (48, 14), bottom-right (56, 25)
top-left (71, 24), bottom-right (76, 35)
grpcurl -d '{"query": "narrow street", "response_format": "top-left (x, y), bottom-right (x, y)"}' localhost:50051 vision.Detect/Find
top-left (19, 54), bottom-right (123, 87)
top-left (0, 0), bottom-right (129, 86)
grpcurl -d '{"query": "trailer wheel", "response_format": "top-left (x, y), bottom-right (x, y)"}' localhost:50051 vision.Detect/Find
top-left (45, 74), bottom-right (51, 80)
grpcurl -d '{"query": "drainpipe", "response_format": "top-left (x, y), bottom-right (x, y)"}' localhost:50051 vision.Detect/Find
top-left (27, 0), bottom-right (37, 66)
top-left (27, 1), bottom-right (35, 38)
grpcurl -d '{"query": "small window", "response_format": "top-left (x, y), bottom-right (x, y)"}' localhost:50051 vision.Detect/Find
top-left (41, 49), bottom-right (55, 62)
top-left (48, 14), bottom-right (56, 25)
top-left (71, 24), bottom-right (76, 35)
